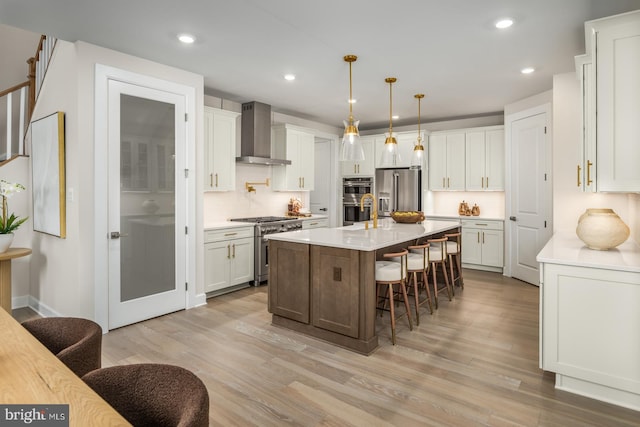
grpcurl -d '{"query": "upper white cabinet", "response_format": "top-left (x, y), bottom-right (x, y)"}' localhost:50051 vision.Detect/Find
top-left (271, 124), bottom-right (315, 191)
top-left (375, 131), bottom-right (425, 169)
top-left (428, 132), bottom-right (465, 190)
top-left (341, 136), bottom-right (375, 177)
top-left (575, 54), bottom-right (597, 192)
top-left (581, 10), bottom-right (640, 192)
top-left (465, 128), bottom-right (504, 191)
top-left (203, 107), bottom-right (240, 192)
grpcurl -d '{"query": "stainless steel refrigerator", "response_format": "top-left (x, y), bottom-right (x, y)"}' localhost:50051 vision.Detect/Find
top-left (375, 168), bottom-right (422, 217)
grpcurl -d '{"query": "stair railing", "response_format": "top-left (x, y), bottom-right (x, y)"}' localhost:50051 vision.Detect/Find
top-left (0, 34), bottom-right (56, 163)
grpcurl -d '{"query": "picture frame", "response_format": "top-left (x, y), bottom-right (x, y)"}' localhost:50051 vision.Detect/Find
top-left (31, 111), bottom-right (66, 238)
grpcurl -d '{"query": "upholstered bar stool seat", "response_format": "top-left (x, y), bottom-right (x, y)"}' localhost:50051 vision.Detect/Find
top-left (21, 317), bottom-right (102, 378)
top-left (375, 249), bottom-right (412, 345)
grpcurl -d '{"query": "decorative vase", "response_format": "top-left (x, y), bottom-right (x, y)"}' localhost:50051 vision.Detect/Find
top-left (576, 208), bottom-right (630, 250)
top-left (0, 233), bottom-right (14, 253)
top-left (142, 199), bottom-right (160, 214)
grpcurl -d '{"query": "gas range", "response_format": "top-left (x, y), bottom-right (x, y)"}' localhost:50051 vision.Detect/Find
top-left (229, 216), bottom-right (303, 236)
top-left (229, 216), bottom-right (303, 286)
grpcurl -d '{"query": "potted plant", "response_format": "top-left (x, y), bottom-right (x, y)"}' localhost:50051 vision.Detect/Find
top-left (0, 180), bottom-right (28, 252)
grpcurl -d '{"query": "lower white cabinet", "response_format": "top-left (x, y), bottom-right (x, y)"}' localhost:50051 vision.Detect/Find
top-left (301, 217), bottom-right (328, 229)
top-left (204, 226), bottom-right (254, 293)
top-left (539, 259), bottom-right (640, 411)
top-left (461, 219), bottom-right (503, 272)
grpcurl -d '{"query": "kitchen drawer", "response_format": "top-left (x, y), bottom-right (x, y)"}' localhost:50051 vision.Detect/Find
top-left (205, 226), bottom-right (254, 243)
top-left (461, 219), bottom-right (503, 231)
top-left (302, 218), bottom-right (328, 229)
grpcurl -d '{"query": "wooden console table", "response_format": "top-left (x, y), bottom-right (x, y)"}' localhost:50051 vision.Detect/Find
top-left (0, 247), bottom-right (32, 313)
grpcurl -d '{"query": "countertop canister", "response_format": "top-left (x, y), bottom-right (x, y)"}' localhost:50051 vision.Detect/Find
top-left (575, 208), bottom-right (630, 250)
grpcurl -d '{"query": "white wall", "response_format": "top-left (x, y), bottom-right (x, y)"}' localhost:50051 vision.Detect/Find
top-left (25, 39), bottom-right (203, 319)
top-left (0, 24), bottom-right (41, 89)
top-left (552, 72), bottom-right (637, 240)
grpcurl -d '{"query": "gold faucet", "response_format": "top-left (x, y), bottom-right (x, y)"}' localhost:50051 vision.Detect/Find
top-left (360, 193), bottom-right (378, 229)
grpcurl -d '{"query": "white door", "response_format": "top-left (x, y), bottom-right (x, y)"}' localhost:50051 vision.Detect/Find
top-left (310, 139), bottom-right (332, 216)
top-left (508, 111), bottom-right (551, 285)
top-left (107, 80), bottom-right (187, 329)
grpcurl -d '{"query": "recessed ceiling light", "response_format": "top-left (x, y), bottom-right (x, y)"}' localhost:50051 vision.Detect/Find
top-left (284, 74), bottom-right (296, 81)
top-left (392, 115), bottom-right (399, 120)
top-left (495, 18), bottom-right (514, 29)
top-left (348, 99), bottom-right (357, 104)
top-left (521, 67), bottom-right (535, 74)
top-left (178, 34), bottom-right (195, 44)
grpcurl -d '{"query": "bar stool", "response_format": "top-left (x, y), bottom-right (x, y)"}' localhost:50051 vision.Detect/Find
top-left (375, 249), bottom-right (412, 345)
top-left (406, 242), bottom-right (433, 325)
top-left (445, 232), bottom-right (464, 291)
top-left (427, 237), bottom-right (452, 309)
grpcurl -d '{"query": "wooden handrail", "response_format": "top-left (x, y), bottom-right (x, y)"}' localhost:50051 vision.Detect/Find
top-left (0, 80), bottom-right (29, 99)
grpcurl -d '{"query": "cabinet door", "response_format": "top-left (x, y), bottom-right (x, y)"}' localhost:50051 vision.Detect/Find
top-left (576, 55), bottom-right (597, 192)
top-left (461, 228), bottom-right (482, 265)
top-left (481, 229), bottom-right (504, 267)
top-left (484, 129), bottom-right (504, 190)
top-left (342, 137), bottom-right (376, 176)
top-left (428, 134), bottom-right (447, 190)
top-left (465, 131), bottom-right (485, 191)
top-left (299, 131), bottom-right (315, 190)
top-left (268, 240), bottom-right (310, 323)
top-left (311, 246), bottom-right (359, 338)
top-left (446, 133), bottom-right (466, 190)
top-left (596, 18), bottom-right (640, 191)
top-left (203, 107), bottom-right (238, 192)
top-left (229, 237), bottom-right (254, 286)
top-left (204, 241), bottom-right (230, 293)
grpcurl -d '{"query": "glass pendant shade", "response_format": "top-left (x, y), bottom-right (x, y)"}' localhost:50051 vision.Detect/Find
top-left (341, 119), bottom-right (364, 161)
top-left (340, 55), bottom-right (365, 161)
top-left (410, 93), bottom-right (426, 169)
top-left (380, 77), bottom-right (399, 167)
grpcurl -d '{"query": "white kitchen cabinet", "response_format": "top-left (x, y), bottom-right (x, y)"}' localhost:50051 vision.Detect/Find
top-left (582, 10), bottom-right (640, 192)
top-left (574, 54), bottom-right (597, 192)
top-left (461, 219), bottom-right (503, 272)
top-left (204, 226), bottom-right (254, 294)
top-left (341, 136), bottom-right (375, 177)
top-left (271, 124), bottom-right (315, 191)
top-left (537, 235), bottom-right (640, 411)
top-left (375, 131), bottom-right (425, 169)
top-left (465, 128), bottom-right (504, 191)
top-left (428, 132), bottom-right (465, 190)
top-left (203, 106), bottom-right (240, 192)
top-left (301, 217), bottom-right (328, 229)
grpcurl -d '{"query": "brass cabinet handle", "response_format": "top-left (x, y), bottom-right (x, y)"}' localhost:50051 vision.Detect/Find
top-left (481, 177), bottom-right (484, 188)
top-left (227, 244), bottom-right (230, 259)
top-left (482, 232), bottom-right (485, 244)
top-left (477, 232), bottom-right (480, 243)
top-left (232, 243), bottom-right (236, 258)
top-left (354, 164), bottom-right (357, 174)
top-left (587, 160), bottom-right (593, 185)
top-left (210, 173), bottom-right (213, 187)
top-left (447, 177), bottom-right (450, 188)
top-left (357, 164), bottom-right (360, 174)
top-left (215, 173), bottom-right (219, 187)
top-left (442, 177), bottom-right (445, 188)
top-left (577, 165), bottom-right (582, 187)
top-left (224, 232), bottom-right (237, 237)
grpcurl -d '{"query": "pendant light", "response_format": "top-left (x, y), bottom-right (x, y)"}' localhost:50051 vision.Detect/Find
top-left (380, 77), bottom-right (399, 167)
top-left (410, 93), bottom-right (425, 168)
top-left (340, 55), bottom-right (365, 162)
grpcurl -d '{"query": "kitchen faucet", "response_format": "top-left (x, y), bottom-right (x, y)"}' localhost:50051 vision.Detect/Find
top-left (360, 193), bottom-right (378, 229)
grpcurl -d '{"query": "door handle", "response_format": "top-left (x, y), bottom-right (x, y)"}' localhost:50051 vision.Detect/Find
top-left (509, 216), bottom-right (517, 221)
top-left (319, 208), bottom-right (327, 211)
top-left (110, 231), bottom-right (128, 239)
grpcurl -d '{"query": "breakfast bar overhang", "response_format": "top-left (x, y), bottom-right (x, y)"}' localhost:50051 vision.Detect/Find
top-left (266, 220), bottom-right (460, 354)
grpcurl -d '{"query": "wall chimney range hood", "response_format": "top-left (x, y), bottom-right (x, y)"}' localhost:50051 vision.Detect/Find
top-left (236, 101), bottom-right (291, 166)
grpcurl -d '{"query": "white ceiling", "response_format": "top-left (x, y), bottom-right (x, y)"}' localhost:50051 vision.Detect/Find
top-left (2, 0), bottom-right (640, 130)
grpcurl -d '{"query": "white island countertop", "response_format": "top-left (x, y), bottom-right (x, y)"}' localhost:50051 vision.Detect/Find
top-left (536, 233), bottom-right (640, 273)
top-left (266, 219), bottom-right (460, 251)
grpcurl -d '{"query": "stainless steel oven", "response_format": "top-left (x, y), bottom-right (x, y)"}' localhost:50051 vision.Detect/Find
top-left (229, 216), bottom-right (302, 286)
top-left (343, 177), bottom-right (373, 225)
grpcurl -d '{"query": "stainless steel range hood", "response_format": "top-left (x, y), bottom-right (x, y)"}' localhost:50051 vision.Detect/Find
top-left (236, 101), bottom-right (291, 166)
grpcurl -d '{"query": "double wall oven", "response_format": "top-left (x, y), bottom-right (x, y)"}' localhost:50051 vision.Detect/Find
top-left (229, 216), bottom-right (302, 286)
top-left (343, 177), bottom-right (373, 225)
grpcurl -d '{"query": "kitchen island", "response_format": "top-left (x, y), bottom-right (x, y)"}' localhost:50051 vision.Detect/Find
top-left (267, 219), bottom-right (460, 354)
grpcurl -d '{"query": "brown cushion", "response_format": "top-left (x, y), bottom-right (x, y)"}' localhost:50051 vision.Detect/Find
top-left (82, 363), bottom-right (209, 427)
top-left (22, 317), bottom-right (102, 378)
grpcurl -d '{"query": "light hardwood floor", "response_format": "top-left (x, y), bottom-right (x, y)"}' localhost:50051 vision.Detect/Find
top-left (14, 270), bottom-right (640, 426)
